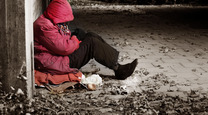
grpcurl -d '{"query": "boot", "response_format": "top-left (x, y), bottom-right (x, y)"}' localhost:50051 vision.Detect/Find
top-left (114, 59), bottom-right (138, 80)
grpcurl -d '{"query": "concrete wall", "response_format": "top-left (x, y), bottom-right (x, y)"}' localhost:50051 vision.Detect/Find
top-left (33, 0), bottom-right (43, 21)
top-left (33, 0), bottom-right (52, 21)
top-left (0, 0), bottom-right (28, 95)
top-left (0, 0), bottom-right (47, 98)
top-left (0, 0), bottom-right (5, 81)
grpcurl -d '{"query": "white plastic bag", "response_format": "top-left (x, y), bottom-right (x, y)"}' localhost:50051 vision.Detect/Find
top-left (81, 74), bottom-right (102, 86)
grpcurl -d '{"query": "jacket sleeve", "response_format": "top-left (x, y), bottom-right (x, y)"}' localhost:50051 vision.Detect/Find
top-left (38, 24), bottom-right (80, 56)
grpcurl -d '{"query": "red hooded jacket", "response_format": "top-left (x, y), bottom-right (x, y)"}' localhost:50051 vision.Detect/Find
top-left (34, 0), bottom-right (80, 75)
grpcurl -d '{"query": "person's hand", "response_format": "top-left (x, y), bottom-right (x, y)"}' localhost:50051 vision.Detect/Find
top-left (71, 35), bottom-right (81, 44)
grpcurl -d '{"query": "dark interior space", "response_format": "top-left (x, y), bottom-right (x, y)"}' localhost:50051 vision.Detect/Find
top-left (96, 0), bottom-right (208, 5)
top-left (145, 7), bottom-right (208, 29)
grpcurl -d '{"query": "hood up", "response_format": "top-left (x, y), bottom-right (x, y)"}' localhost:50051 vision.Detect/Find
top-left (44, 0), bottom-right (74, 24)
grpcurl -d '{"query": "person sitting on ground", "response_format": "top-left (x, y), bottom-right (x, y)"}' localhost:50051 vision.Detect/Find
top-left (33, 0), bottom-right (138, 86)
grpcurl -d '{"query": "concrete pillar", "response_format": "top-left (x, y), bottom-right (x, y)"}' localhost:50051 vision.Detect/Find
top-left (25, 0), bottom-right (35, 98)
top-left (0, 0), bottom-right (35, 98)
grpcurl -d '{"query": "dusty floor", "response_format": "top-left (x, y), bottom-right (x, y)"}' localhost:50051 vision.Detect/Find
top-left (71, 5), bottom-right (208, 96)
top-left (30, 5), bottom-right (208, 114)
top-left (1, 3), bottom-right (208, 115)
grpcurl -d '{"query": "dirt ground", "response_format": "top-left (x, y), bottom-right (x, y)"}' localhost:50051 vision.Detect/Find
top-left (71, 4), bottom-right (208, 96)
top-left (1, 2), bottom-right (208, 115)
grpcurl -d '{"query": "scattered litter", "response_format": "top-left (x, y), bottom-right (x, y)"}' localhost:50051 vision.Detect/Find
top-left (110, 85), bottom-right (128, 95)
top-left (112, 41), bottom-right (131, 47)
top-left (184, 49), bottom-right (190, 52)
top-left (194, 52), bottom-right (205, 58)
top-left (87, 84), bottom-right (96, 91)
top-left (159, 46), bottom-right (176, 53)
top-left (10, 86), bottom-right (15, 91)
top-left (118, 54), bottom-right (130, 62)
top-left (192, 69), bottom-right (197, 72)
top-left (81, 74), bottom-right (102, 86)
top-left (16, 88), bottom-right (24, 95)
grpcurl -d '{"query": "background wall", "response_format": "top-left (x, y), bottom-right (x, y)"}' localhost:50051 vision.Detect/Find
top-left (98, 0), bottom-right (208, 5)
top-left (33, 0), bottom-right (44, 21)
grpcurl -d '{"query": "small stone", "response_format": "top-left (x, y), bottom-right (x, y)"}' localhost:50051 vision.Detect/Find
top-left (10, 86), bottom-right (15, 91)
top-left (16, 88), bottom-right (24, 95)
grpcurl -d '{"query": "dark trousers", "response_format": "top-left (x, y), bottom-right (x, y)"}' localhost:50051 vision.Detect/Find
top-left (69, 29), bottom-right (119, 70)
